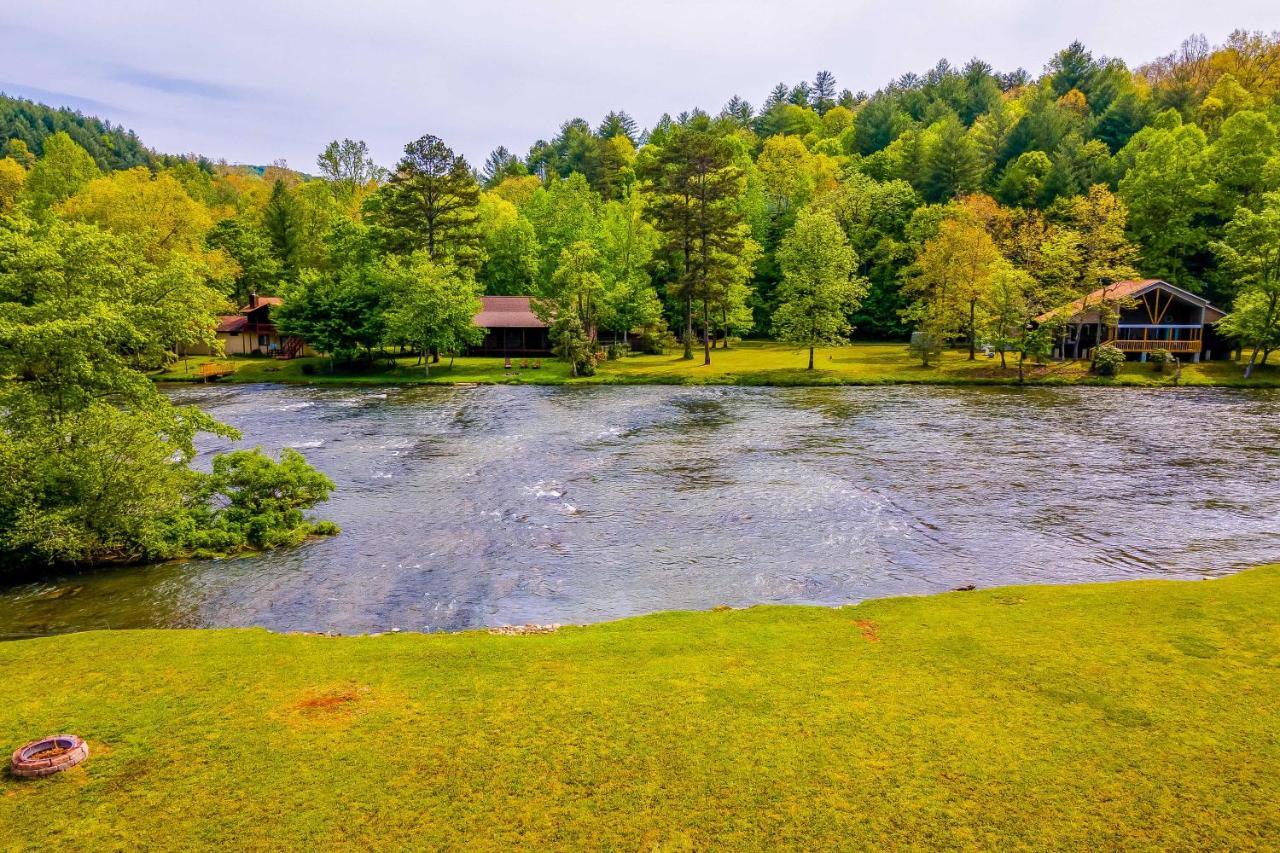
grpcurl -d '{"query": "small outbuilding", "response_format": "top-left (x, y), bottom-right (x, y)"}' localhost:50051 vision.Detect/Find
top-left (470, 296), bottom-right (551, 356)
top-left (1042, 279), bottom-right (1230, 362)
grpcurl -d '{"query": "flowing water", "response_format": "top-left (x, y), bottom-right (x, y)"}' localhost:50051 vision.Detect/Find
top-left (2, 383), bottom-right (1278, 637)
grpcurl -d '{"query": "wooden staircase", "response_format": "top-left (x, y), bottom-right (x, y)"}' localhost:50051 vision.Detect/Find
top-left (277, 336), bottom-right (304, 359)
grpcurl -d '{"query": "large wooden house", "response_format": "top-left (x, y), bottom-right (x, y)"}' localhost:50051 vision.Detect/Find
top-left (1043, 279), bottom-right (1229, 362)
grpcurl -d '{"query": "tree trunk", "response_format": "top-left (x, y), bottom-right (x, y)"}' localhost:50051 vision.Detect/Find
top-left (999, 348), bottom-right (1006, 369)
top-left (683, 294), bottom-right (694, 360)
top-left (1245, 344), bottom-right (1260, 379)
top-left (703, 304), bottom-right (711, 366)
top-left (1017, 351), bottom-right (1026, 384)
top-left (808, 346), bottom-right (815, 370)
top-left (968, 300), bottom-right (977, 360)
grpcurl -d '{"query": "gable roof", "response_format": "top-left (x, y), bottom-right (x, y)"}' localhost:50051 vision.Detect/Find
top-left (473, 296), bottom-right (546, 329)
top-left (216, 315), bottom-right (248, 333)
top-left (240, 296), bottom-right (283, 313)
top-left (1039, 279), bottom-right (1225, 323)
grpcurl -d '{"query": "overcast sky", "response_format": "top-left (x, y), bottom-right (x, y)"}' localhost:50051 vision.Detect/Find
top-left (3, 2), bottom-right (1279, 171)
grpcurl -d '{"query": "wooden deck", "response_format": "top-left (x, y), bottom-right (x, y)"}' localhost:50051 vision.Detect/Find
top-left (198, 362), bottom-right (236, 381)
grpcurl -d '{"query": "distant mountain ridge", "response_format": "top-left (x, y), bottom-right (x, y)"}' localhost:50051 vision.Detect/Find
top-left (0, 91), bottom-right (158, 170)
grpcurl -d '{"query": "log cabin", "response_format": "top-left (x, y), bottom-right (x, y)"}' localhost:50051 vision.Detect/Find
top-left (470, 296), bottom-right (551, 355)
top-left (1043, 279), bottom-right (1230, 362)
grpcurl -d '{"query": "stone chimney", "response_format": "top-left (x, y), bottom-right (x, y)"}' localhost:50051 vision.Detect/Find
top-left (248, 291), bottom-right (259, 309)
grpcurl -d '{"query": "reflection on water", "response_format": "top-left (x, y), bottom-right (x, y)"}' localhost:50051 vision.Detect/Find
top-left (3, 383), bottom-right (1278, 637)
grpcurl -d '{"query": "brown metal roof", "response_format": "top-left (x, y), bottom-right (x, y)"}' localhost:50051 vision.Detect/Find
top-left (216, 315), bottom-right (248, 333)
top-left (473, 296), bottom-right (546, 329)
top-left (1039, 279), bottom-right (1224, 323)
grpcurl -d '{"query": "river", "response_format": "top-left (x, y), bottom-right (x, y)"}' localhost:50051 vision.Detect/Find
top-left (2, 383), bottom-right (1277, 637)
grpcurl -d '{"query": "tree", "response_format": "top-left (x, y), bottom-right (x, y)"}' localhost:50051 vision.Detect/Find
top-left (811, 70), bottom-right (838, 115)
top-left (0, 157), bottom-right (25, 213)
top-left (262, 179), bottom-right (302, 279)
top-left (368, 134), bottom-right (480, 267)
top-left (58, 168), bottom-right (217, 266)
top-left (597, 111), bottom-right (639, 144)
top-left (206, 217), bottom-right (282, 306)
top-left (22, 131), bottom-right (99, 210)
top-left (924, 117), bottom-right (984, 203)
top-left (542, 241), bottom-right (605, 340)
top-left (598, 193), bottom-right (662, 342)
top-left (1116, 114), bottom-right (1213, 290)
top-left (639, 122), bottom-right (755, 363)
top-left (477, 193), bottom-right (539, 296)
top-left (548, 312), bottom-right (595, 377)
top-left (481, 146), bottom-right (526, 187)
top-left (1212, 191), bottom-right (1280, 377)
top-left (1055, 185), bottom-right (1141, 294)
top-left (275, 262), bottom-right (386, 365)
top-left (904, 214), bottom-right (1004, 361)
top-left (772, 209), bottom-right (868, 368)
top-left (198, 449), bottom-right (335, 549)
top-left (523, 172), bottom-right (602, 289)
top-left (381, 255), bottom-right (484, 374)
top-left (316, 139), bottom-right (383, 205)
top-left (720, 96), bottom-right (754, 126)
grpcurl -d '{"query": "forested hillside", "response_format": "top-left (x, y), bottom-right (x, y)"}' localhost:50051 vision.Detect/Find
top-left (0, 92), bottom-right (160, 171)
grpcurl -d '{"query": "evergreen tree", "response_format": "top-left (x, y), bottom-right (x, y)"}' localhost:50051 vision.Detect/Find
top-left (639, 121), bottom-right (755, 363)
top-left (262, 179), bottom-right (301, 280)
top-left (811, 71), bottom-right (838, 115)
top-left (924, 117), bottom-right (984, 202)
top-left (597, 111), bottom-right (639, 143)
top-left (368, 134), bottom-right (481, 267)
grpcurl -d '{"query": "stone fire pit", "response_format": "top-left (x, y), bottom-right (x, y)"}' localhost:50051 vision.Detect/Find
top-left (10, 735), bottom-right (89, 778)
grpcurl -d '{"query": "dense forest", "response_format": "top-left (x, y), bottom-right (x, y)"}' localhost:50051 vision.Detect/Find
top-left (3, 30), bottom-right (1280, 571)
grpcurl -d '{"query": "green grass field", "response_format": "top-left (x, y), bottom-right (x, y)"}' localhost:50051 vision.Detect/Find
top-left (3, 567), bottom-right (1277, 849)
top-left (157, 341), bottom-right (1280, 388)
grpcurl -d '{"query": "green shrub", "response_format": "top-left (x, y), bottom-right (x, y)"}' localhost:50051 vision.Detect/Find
top-left (1093, 344), bottom-right (1125, 376)
top-left (300, 362), bottom-right (317, 376)
top-left (1150, 348), bottom-right (1172, 372)
top-left (310, 520), bottom-right (341, 536)
top-left (606, 342), bottom-right (630, 360)
top-left (633, 331), bottom-right (668, 355)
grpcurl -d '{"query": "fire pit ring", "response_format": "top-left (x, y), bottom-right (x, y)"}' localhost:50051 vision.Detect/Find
top-left (10, 735), bottom-right (89, 778)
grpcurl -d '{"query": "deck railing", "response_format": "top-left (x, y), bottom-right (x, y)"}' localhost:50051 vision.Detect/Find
top-left (1106, 339), bottom-right (1201, 353)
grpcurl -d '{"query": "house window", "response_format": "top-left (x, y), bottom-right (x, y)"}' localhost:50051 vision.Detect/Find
top-left (258, 334), bottom-right (269, 347)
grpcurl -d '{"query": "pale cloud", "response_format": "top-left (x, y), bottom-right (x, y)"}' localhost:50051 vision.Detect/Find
top-left (2, 1), bottom-right (1277, 170)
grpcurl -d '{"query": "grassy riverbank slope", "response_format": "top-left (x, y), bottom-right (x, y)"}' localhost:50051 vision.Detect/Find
top-left (3, 567), bottom-right (1277, 849)
top-left (156, 341), bottom-right (1280, 388)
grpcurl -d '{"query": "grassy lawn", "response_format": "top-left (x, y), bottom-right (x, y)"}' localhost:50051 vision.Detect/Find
top-left (2, 567), bottom-right (1277, 848)
top-left (156, 341), bottom-right (1280, 388)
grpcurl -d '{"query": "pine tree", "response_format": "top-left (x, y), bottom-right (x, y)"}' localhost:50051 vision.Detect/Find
top-left (262, 179), bottom-right (301, 280)
top-left (596, 111), bottom-right (639, 143)
top-left (924, 117), bottom-right (984, 202)
top-left (639, 122), bottom-right (754, 364)
top-left (370, 134), bottom-right (480, 267)
top-left (811, 70), bottom-right (838, 115)
top-left (720, 96), bottom-right (754, 126)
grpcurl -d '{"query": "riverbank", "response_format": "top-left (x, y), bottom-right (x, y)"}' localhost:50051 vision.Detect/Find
top-left (3, 567), bottom-right (1277, 849)
top-left (156, 341), bottom-right (1280, 388)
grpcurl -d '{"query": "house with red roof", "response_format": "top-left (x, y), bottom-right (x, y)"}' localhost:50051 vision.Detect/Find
top-left (469, 296), bottom-right (550, 355)
top-left (1040, 279), bottom-right (1229, 362)
top-left (185, 293), bottom-right (309, 358)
